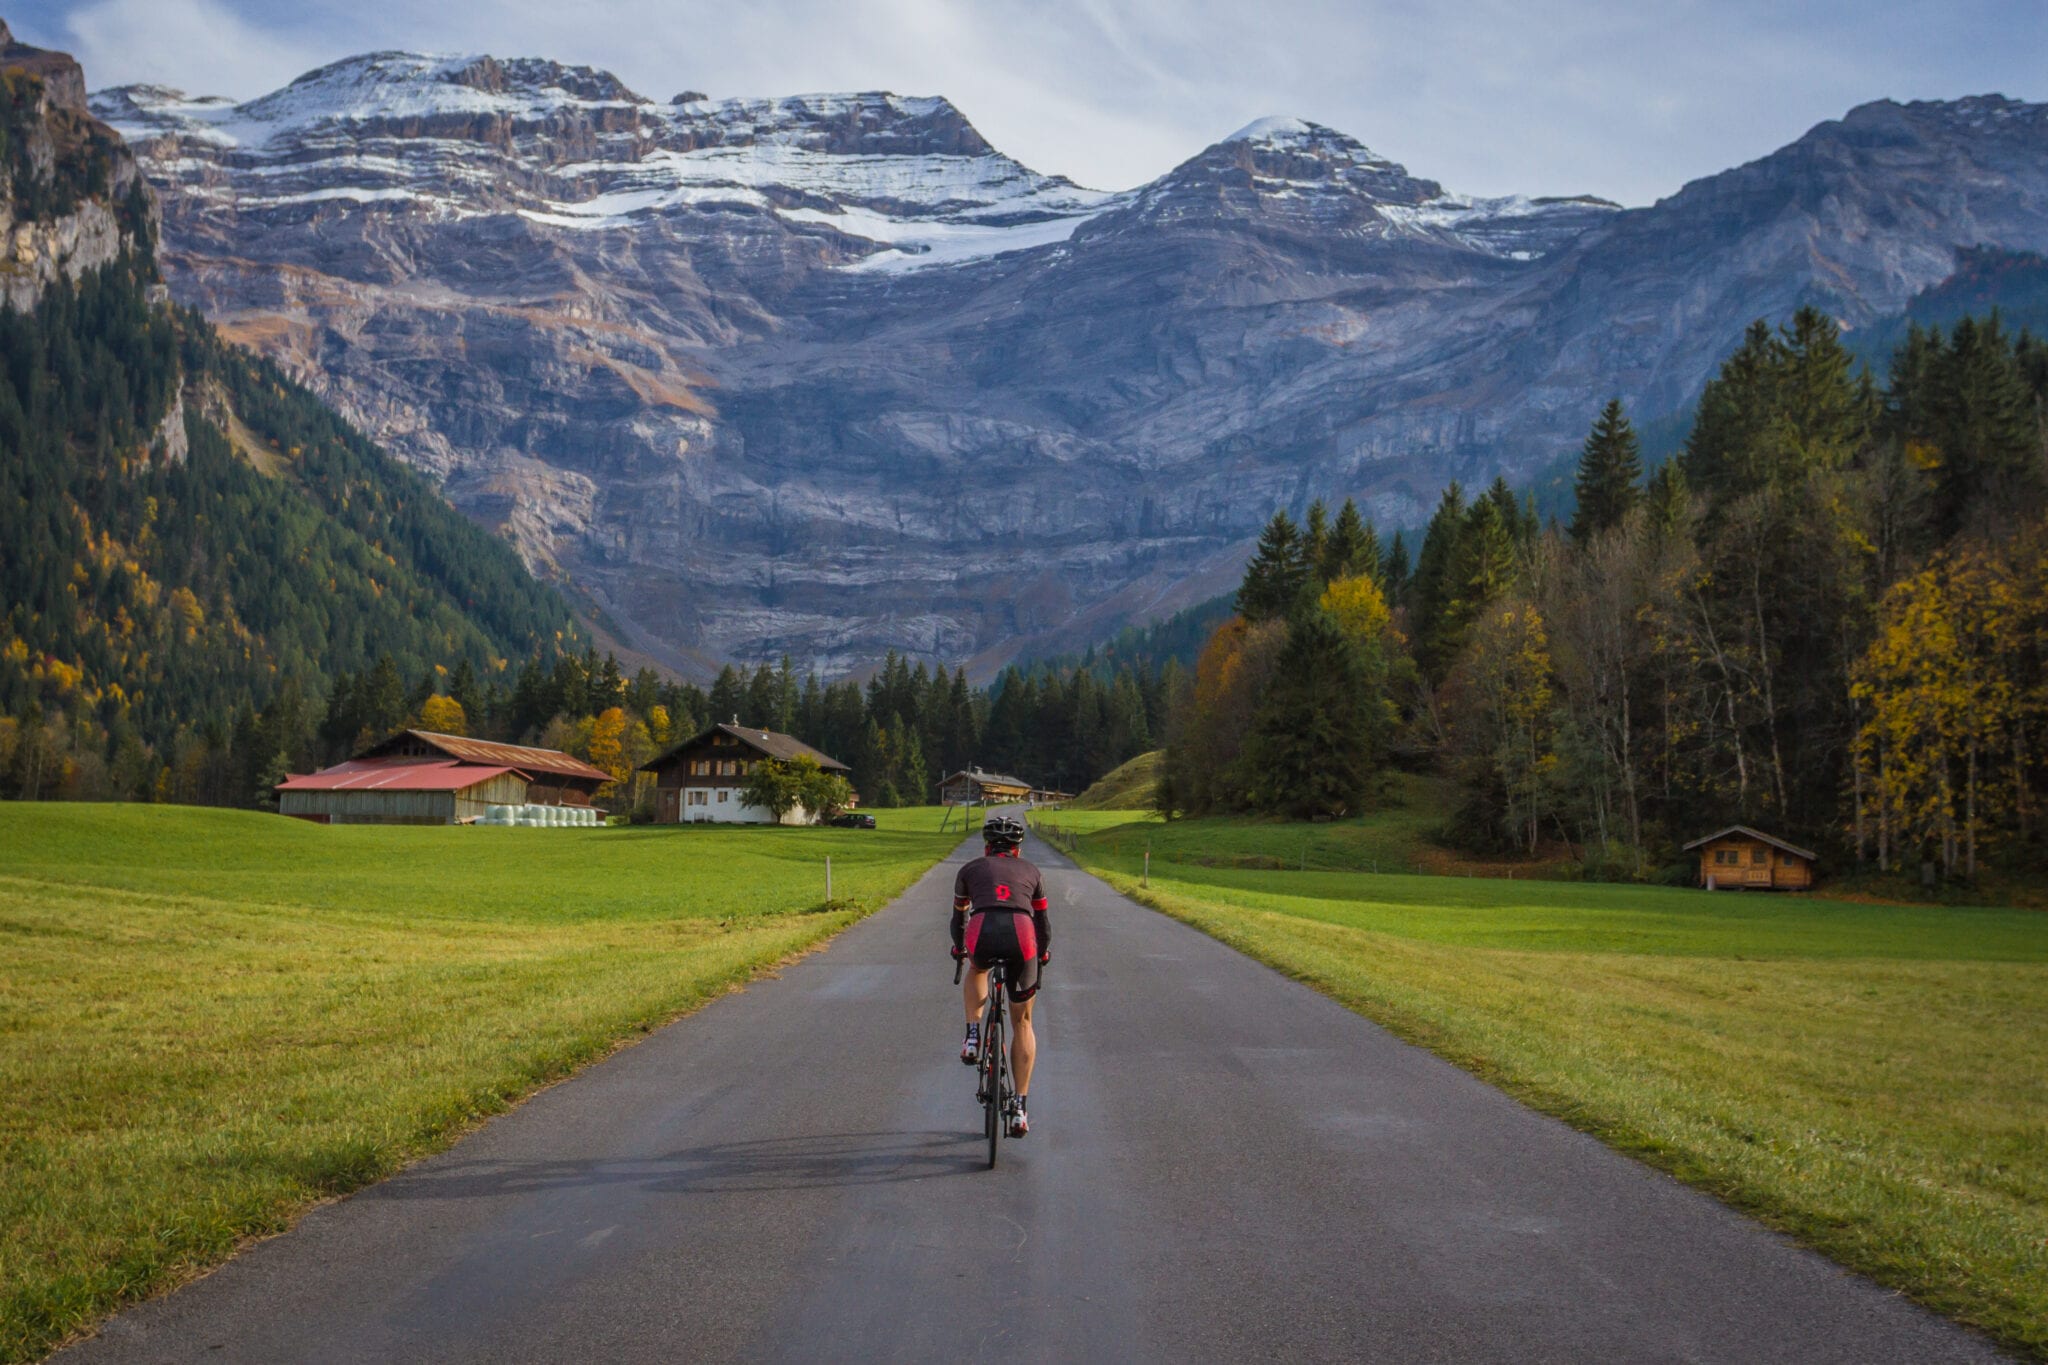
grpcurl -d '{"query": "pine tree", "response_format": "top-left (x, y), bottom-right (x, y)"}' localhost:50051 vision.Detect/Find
top-left (1382, 530), bottom-right (1410, 602)
top-left (1303, 499), bottom-right (1331, 584)
top-left (1644, 459), bottom-right (1690, 538)
top-left (707, 665), bottom-right (744, 726)
top-left (1237, 509), bottom-right (1312, 622)
top-left (1473, 477), bottom-right (1532, 547)
top-left (1411, 483), bottom-right (1468, 682)
top-left (1929, 314), bottom-right (2040, 535)
top-left (1241, 608), bottom-right (1377, 818)
top-left (447, 658), bottom-right (484, 723)
top-left (1322, 498), bottom-right (1379, 584)
top-left (1568, 398), bottom-right (1644, 545)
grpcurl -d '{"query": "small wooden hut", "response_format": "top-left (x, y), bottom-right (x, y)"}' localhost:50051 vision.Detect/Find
top-left (1684, 825), bottom-right (1817, 891)
top-left (936, 768), bottom-right (1034, 806)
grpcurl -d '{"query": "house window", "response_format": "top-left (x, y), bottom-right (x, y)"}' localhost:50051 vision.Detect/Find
top-left (1752, 847), bottom-right (1768, 866)
top-left (718, 760), bottom-right (737, 776)
top-left (687, 790), bottom-right (706, 806)
top-left (717, 789), bottom-right (729, 803)
top-left (1715, 849), bottom-right (1737, 866)
top-left (690, 759), bottom-right (710, 776)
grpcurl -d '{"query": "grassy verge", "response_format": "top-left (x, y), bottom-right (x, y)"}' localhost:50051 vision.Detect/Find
top-left (0, 804), bottom-right (954, 1363)
top-left (1063, 822), bottom-right (2048, 1359)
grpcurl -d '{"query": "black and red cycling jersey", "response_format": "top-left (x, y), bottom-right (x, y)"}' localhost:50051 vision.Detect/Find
top-left (950, 852), bottom-right (1050, 999)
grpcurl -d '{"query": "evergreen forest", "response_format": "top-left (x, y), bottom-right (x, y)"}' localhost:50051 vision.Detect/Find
top-left (1161, 305), bottom-right (2048, 886)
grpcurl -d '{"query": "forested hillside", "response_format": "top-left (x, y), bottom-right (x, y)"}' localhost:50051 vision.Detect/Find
top-left (1159, 306), bottom-right (2048, 887)
top-left (0, 33), bottom-right (574, 803)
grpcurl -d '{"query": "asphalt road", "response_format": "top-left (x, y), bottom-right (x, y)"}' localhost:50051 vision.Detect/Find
top-left (66, 832), bottom-right (2006, 1363)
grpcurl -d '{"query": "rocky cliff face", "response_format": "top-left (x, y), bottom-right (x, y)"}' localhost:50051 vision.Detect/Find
top-left (90, 52), bottom-right (2048, 675)
top-left (0, 21), bottom-right (153, 311)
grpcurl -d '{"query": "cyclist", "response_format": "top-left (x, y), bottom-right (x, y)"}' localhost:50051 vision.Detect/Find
top-left (950, 813), bottom-right (1050, 1137)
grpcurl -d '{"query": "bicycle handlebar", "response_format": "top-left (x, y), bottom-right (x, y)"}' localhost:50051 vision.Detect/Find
top-left (953, 957), bottom-right (964, 985)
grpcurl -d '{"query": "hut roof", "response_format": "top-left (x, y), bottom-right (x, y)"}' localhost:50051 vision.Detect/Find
top-left (641, 722), bottom-right (849, 773)
top-left (941, 768), bottom-right (1034, 791)
top-left (277, 759), bottom-right (529, 793)
top-left (1682, 825), bottom-right (1819, 862)
top-left (357, 730), bottom-right (612, 783)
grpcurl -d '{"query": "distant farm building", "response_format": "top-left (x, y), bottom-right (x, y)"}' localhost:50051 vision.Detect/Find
top-left (641, 723), bottom-right (850, 825)
top-left (1685, 826), bottom-right (1817, 891)
top-left (276, 731), bottom-right (611, 825)
top-left (937, 768), bottom-right (1034, 806)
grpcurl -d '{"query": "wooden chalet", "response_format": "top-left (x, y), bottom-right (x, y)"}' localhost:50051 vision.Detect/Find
top-left (937, 768), bottom-right (1034, 806)
top-left (640, 722), bottom-right (850, 825)
top-left (1684, 825), bottom-right (1818, 891)
top-left (276, 730), bottom-right (610, 825)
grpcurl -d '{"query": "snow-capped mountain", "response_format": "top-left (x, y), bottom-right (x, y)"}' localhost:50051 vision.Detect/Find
top-left (1092, 115), bottom-right (1615, 261)
top-left (96, 55), bottom-right (1123, 277)
top-left (90, 51), bottom-right (2048, 674)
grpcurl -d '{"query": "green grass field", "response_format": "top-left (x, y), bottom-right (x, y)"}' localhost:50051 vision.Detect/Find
top-left (1037, 772), bottom-right (1452, 873)
top-left (0, 804), bottom-right (960, 1363)
top-left (1061, 811), bottom-right (2048, 1358)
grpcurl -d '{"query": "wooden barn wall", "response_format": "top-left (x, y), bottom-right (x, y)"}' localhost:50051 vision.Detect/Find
top-left (279, 790), bottom-right (459, 825)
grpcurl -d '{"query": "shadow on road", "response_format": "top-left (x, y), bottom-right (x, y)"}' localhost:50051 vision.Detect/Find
top-left (362, 1130), bottom-right (985, 1201)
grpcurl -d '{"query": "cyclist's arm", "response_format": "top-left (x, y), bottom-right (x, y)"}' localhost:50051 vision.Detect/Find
top-left (950, 867), bottom-right (971, 957)
top-left (1031, 879), bottom-right (1050, 962)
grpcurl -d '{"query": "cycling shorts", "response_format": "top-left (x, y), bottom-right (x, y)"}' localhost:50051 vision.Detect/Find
top-left (963, 908), bottom-right (1042, 1001)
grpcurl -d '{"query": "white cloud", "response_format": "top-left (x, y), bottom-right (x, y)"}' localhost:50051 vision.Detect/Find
top-left (14, 0), bottom-right (2046, 204)
top-left (41, 0), bottom-right (321, 99)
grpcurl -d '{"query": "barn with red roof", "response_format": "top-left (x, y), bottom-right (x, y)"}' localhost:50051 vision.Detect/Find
top-left (276, 730), bottom-right (612, 825)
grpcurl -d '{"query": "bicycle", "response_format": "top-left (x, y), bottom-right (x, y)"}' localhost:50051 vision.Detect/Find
top-left (954, 955), bottom-right (1014, 1169)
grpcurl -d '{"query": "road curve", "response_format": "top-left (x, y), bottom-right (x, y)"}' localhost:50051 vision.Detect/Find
top-left (65, 833), bottom-right (2005, 1363)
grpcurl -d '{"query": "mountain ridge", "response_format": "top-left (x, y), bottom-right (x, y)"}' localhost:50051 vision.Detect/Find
top-left (88, 46), bottom-right (2048, 676)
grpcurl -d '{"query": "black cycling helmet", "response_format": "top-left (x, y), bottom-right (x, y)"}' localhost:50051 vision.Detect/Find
top-left (982, 815), bottom-right (1026, 850)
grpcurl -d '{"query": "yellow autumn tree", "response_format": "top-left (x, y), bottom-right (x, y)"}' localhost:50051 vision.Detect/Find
top-left (1851, 542), bottom-right (2036, 878)
top-left (587, 706), bottom-right (630, 791)
top-left (417, 694), bottom-right (467, 736)
top-left (1319, 573), bottom-right (1398, 646)
top-left (647, 704), bottom-right (675, 747)
top-left (1448, 600), bottom-right (1559, 853)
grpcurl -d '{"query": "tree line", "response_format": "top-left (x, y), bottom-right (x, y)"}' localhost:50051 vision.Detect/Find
top-left (1161, 306), bottom-right (2048, 884)
top-left (301, 646), bottom-right (1168, 815)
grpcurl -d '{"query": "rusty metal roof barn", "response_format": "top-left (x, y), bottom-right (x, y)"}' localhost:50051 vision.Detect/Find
top-left (356, 730), bottom-right (612, 783)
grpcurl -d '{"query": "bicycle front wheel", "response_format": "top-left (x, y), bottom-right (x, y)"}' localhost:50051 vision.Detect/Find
top-left (983, 1017), bottom-right (1004, 1169)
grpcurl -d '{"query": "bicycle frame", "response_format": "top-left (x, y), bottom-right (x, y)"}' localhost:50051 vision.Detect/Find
top-left (957, 956), bottom-right (1012, 1167)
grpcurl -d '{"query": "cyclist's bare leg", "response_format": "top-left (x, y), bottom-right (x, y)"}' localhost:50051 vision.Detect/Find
top-left (1009, 994), bottom-right (1036, 1096)
top-left (962, 964), bottom-right (989, 1026)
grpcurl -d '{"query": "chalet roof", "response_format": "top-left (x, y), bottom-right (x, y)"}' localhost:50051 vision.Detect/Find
top-left (357, 730), bottom-right (612, 784)
top-left (277, 759), bottom-right (529, 793)
top-left (1682, 825), bottom-right (1819, 862)
top-left (941, 768), bottom-right (1034, 791)
top-left (641, 722), bottom-right (849, 773)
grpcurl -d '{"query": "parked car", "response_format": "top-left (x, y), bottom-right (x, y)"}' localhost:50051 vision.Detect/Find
top-left (829, 812), bottom-right (877, 829)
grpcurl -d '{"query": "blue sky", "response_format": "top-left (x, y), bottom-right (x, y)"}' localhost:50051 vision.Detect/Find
top-left (15, 0), bottom-right (2045, 204)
